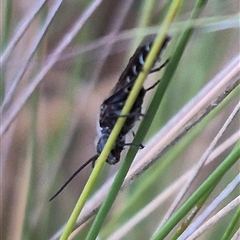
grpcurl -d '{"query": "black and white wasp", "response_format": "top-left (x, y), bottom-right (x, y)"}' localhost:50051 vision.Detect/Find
top-left (50, 35), bottom-right (171, 201)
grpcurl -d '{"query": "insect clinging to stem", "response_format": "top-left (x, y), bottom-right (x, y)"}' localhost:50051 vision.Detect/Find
top-left (49, 34), bottom-right (171, 201)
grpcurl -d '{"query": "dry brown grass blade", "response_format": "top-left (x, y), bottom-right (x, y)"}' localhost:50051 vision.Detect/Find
top-left (0, 0), bottom-right (104, 137)
top-left (184, 195), bottom-right (240, 240)
top-left (0, 0), bottom-right (48, 64)
top-left (1, 0), bottom-right (64, 113)
top-left (159, 102), bottom-right (240, 227)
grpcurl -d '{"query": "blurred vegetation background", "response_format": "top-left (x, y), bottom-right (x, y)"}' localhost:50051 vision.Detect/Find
top-left (1, 0), bottom-right (239, 239)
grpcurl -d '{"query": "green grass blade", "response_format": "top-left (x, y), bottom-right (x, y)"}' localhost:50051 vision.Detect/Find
top-left (150, 142), bottom-right (240, 240)
top-left (84, 1), bottom-right (184, 239)
top-left (221, 207), bottom-right (240, 240)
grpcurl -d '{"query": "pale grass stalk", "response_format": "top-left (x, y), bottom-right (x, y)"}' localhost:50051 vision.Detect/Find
top-left (69, 221), bottom-right (91, 240)
top-left (179, 176), bottom-right (240, 240)
top-left (105, 136), bottom-right (239, 240)
top-left (186, 196), bottom-right (240, 240)
top-left (55, 15), bottom-right (238, 63)
top-left (0, 0), bottom-right (48, 64)
top-left (90, 0), bottom-right (134, 86)
top-left (1, 0), bottom-right (64, 112)
top-left (47, 30), bottom-right (137, 64)
top-left (211, 131), bottom-right (240, 160)
top-left (0, 0), bottom-right (103, 137)
top-left (128, 55), bottom-right (240, 183)
top-left (159, 102), bottom-right (240, 227)
top-left (105, 177), bottom-right (186, 240)
top-left (48, 15), bottom-right (239, 66)
top-left (231, 228), bottom-right (240, 240)
top-left (214, 131), bottom-right (240, 159)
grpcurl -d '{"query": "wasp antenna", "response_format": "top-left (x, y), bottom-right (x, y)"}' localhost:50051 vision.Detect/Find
top-left (49, 154), bottom-right (99, 201)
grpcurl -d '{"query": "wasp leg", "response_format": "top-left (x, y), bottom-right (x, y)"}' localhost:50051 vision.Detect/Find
top-left (145, 80), bottom-right (160, 92)
top-left (124, 142), bottom-right (144, 149)
top-left (150, 58), bottom-right (169, 73)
